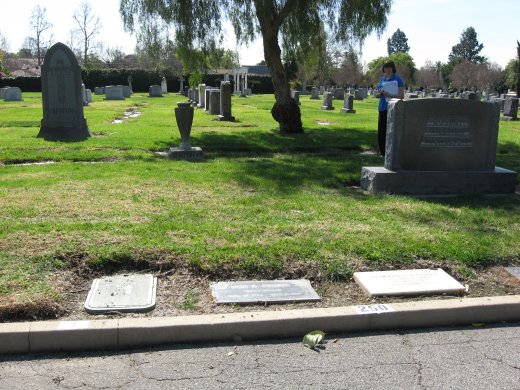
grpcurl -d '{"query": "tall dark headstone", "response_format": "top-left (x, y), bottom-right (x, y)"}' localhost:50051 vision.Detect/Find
top-left (38, 42), bottom-right (91, 140)
top-left (217, 81), bottom-right (235, 121)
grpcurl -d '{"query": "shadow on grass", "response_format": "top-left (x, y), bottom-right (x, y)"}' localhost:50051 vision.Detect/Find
top-left (153, 126), bottom-right (381, 195)
top-left (0, 121), bottom-right (40, 128)
top-left (154, 126), bottom-right (377, 154)
top-left (497, 141), bottom-right (520, 174)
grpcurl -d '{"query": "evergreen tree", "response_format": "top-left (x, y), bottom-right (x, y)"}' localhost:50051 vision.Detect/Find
top-left (387, 28), bottom-right (409, 55)
top-left (449, 26), bottom-right (486, 64)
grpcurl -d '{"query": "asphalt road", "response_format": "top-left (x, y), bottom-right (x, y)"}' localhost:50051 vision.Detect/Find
top-left (1, 323), bottom-right (519, 389)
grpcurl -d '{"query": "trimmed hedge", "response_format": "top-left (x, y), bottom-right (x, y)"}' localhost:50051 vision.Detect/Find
top-left (0, 69), bottom-right (274, 94)
top-left (0, 69), bottom-right (275, 94)
top-left (0, 76), bottom-right (41, 92)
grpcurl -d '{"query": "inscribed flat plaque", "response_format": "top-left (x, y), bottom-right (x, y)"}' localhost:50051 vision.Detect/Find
top-left (354, 268), bottom-right (465, 297)
top-left (84, 274), bottom-right (157, 314)
top-left (504, 267), bottom-right (520, 280)
top-left (211, 279), bottom-right (320, 304)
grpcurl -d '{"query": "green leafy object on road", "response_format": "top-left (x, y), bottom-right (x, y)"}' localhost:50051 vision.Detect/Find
top-left (303, 330), bottom-right (325, 349)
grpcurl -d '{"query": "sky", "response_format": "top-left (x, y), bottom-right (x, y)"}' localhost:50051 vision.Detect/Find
top-left (1, 0), bottom-right (519, 69)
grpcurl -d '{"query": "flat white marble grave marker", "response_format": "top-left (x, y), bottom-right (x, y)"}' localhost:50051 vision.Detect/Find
top-left (211, 279), bottom-right (320, 304)
top-left (504, 267), bottom-right (520, 280)
top-left (354, 268), bottom-right (465, 297)
top-left (84, 274), bottom-right (157, 314)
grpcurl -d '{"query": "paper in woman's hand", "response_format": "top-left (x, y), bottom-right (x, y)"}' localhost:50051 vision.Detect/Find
top-left (382, 80), bottom-right (398, 102)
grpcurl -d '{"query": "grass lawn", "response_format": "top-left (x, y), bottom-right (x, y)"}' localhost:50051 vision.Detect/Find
top-left (0, 92), bottom-right (519, 316)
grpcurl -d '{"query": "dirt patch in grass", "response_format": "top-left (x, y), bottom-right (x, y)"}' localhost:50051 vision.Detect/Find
top-left (1, 249), bottom-right (519, 323)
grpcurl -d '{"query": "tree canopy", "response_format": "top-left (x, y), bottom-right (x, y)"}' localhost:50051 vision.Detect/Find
top-left (449, 26), bottom-right (486, 64)
top-left (387, 28), bottom-right (409, 55)
top-left (367, 52), bottom-right (415, 84)
top-left (120, 0), bottom-right (393, 133)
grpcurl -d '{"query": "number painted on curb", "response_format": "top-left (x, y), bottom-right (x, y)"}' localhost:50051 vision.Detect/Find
top-left (352, 304), bottom-right (395, 314)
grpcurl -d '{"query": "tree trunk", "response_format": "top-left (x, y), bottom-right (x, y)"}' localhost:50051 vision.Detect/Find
top-left (516, 41), bottom-right (520, 98)
top-left (256, 9), bottom-right (303, 133)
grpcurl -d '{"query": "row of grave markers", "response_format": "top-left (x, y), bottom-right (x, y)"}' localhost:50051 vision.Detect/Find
top-left (84, 267), bottom-right (520, 314)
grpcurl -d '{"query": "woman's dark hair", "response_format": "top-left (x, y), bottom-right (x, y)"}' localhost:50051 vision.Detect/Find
top-left (382, 61), bottom-right (397, 74)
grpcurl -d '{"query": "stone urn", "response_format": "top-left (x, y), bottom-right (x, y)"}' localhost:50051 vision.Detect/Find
top-left (175, 102), bottom-right (194, 150)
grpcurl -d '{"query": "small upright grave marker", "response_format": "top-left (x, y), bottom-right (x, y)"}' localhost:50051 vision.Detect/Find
top-left (211, 279), bottom-right (320, 304)
top-left (3, 87), bottom-right (22, 101)
top-left (340, 95), bottom-right (356, 114)
top-left (501, 98), bottom-right (518, 121)
top-left (321, 91), bottom-right (334, 110)
top-left (104, 85), bottom-right (125, 100)
top-left (354, 269), bottom-right (466, 297)
top-left (149, 85), bottom-right (163, 97)
top-left (217, 81), bottom-right (235, 121)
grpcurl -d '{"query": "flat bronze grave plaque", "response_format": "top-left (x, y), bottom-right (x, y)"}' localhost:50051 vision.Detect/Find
top-left (211, 279), bottom-right (320, 304)
top-left (84, 274), bottom-right (157, 314)
top-left (354, 268), bottom-right (465, 297)
top-left (504, 267), bottom-right (520, 280)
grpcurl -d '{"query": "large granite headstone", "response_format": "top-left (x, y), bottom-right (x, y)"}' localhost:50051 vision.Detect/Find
top-left (361, 99), bottom-right (516, 194)
top-left (38, 42), bottom-right (91, 140)
top-left (217, 81), bottom-right (235, 121)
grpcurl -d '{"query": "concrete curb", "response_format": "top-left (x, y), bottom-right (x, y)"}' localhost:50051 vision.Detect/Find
top-left (1, 295), bottom-right (519, 354)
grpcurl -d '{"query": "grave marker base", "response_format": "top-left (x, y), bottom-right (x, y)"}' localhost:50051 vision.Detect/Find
top-left (360, 166), bottom-right (516, 195)
top-left (216, 115), bottom-right (235, 122)
top-left (168, 146), bottom-right (203, 161)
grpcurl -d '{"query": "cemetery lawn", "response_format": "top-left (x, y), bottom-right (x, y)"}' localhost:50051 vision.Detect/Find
top-left (1, 93), bottom-right (520, 321)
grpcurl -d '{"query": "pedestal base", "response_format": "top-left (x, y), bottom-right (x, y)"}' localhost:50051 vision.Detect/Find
top-left (167, 147), bottom-right (203, 161)
top-left (360, 166), bottom-right (517, 195)
top-left (340, 108), bottom-right (356, 113)
top-left (216, 115), bottom-right (235, 122)
top-left (321, 106), bottom-right (334, 110)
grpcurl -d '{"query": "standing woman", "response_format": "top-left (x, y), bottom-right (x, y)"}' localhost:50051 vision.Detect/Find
top-left (375, 61), bottom-right (405, 156)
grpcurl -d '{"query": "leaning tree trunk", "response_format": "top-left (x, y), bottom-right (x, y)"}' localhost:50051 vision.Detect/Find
top-left (257, 10), bottom-right (303, 133)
